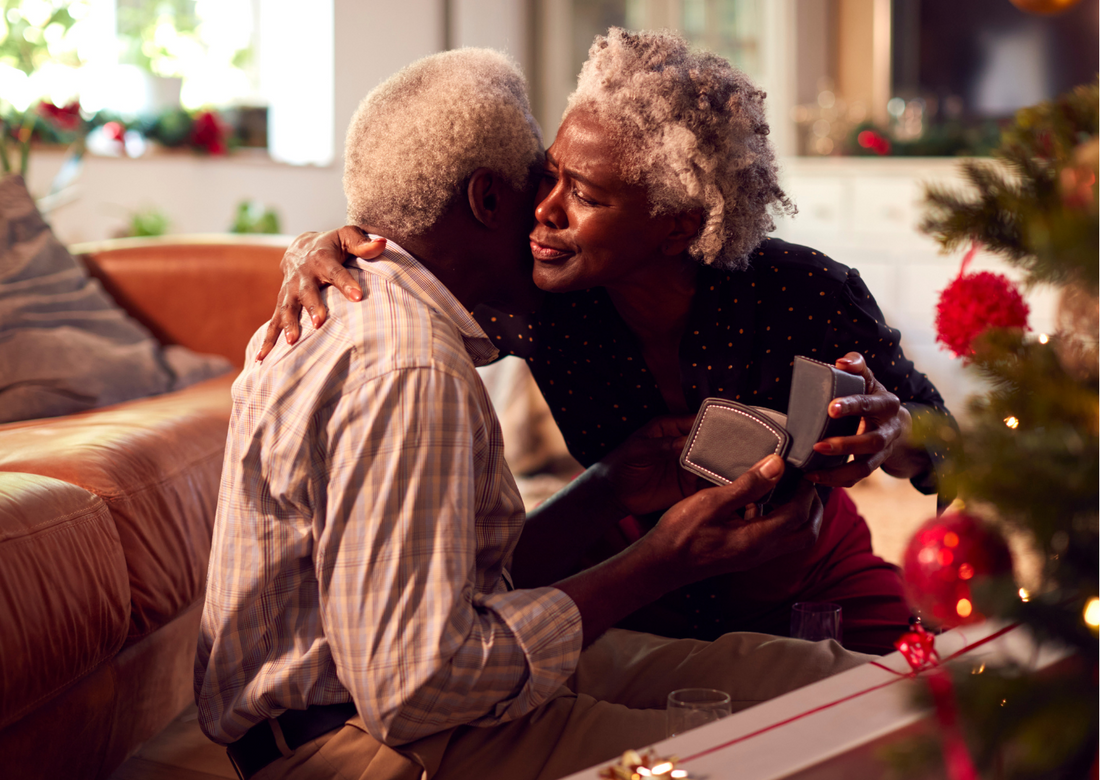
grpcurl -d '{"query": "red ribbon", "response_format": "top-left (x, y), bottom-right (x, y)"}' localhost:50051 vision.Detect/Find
top-left (680, 623), bottom-right (1019, 767)
top-left (958, 241), bottom-right (980, 277)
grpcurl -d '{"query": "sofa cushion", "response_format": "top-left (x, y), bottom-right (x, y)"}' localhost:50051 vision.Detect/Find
top-left (0, 472), bottom-right (130, 730)
top-left (78, 238), bottom-right (288, 369)
top-left (0, 174), bottom-right (232, 424)
top-left (0, 373), bottom-right (235, 642)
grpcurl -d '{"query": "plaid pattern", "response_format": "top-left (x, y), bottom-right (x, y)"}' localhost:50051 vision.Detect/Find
top-left (195, 241), bottom-right (583, 746)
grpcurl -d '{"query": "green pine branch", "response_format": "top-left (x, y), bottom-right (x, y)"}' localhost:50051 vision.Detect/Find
top-left (921, 80), bottom-right (1099, 292)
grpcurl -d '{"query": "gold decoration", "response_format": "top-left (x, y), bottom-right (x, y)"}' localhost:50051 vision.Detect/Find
top-left (599, 749), bottom-right (689, 779)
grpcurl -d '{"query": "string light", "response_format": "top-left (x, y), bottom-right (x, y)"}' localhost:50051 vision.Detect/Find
top-left (956, 598), bottom-right (973, 618)
top-left (1085, 598), bottom-right (1099, 628)
top-left (1004, 416), bottom-right (1020, 429)
top-left (1038, 333), bottom-right (1050, 344)
top-left (1019, 588), bottom-right (1030, 602)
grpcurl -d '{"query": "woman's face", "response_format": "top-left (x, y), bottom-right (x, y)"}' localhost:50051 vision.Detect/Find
top-left (529, 109), bottom-right (678, 293)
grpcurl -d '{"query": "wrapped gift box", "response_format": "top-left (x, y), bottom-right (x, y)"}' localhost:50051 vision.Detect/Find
top-left (564, 621), bottom-right (1069, 780)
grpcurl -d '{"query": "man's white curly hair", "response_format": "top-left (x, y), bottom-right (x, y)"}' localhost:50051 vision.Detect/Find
top-left (564, 28), bottom-right (795, 270)
top-left (344, 48), bottom-right (543, 237)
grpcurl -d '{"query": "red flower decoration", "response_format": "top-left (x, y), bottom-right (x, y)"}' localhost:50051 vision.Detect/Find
top-left (102, 121), bottom-right (126, 143)
top-left (190, 111), bottom-right (228, 155)
top-left (935, 245), bottom-right (1029, 361)
top-left (857, 129), bottom-right (892, 155)
top-left (37, 101), bottom-right (82, 132)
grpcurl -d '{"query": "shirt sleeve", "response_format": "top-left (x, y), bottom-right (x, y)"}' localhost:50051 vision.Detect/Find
top-left (824, 267), bottom-right (958, 496)
top-left (315, 365), bottom-right (582, 745)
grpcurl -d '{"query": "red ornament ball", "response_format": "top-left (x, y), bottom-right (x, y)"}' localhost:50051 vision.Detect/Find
top-left (902, 513), bottom-right (1014, 629)
top-left (935, 271), bottom-right (1029, 360)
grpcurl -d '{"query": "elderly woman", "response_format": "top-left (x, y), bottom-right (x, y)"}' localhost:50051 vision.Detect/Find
top-left (263, 29), bottom-right (950, 654)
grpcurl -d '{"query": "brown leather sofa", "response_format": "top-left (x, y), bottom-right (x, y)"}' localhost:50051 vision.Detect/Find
top-left (0, 236), bottom-right (287, 780)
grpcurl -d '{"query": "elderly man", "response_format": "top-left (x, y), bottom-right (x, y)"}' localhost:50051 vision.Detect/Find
top-left (195, 49), bottom-right (865, 780)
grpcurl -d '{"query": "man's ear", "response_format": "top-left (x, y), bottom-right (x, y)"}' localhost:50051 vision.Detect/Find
top-left (467, 167), bottom-right (501, 229)
top-left (661, 210), bottom-right (703, 256)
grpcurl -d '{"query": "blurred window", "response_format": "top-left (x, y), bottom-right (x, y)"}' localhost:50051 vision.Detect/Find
top-left (572, 0), bottom-right (762, 82)
top-left (0, 0), bottom-right (333, 164)
top-left (0, 0), bottom-right (258, 113)
top-left (537, 0), bottom-right (764, 139)
top-left (114, 0), bottom-right (258, 111)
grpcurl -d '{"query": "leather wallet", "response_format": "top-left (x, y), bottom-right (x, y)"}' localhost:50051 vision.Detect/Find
top-left (678, 399), bottom-right (794, 505)
top-left (679, 357), bottom-right (866, 505)
top-left (786, 356), bottom-right (867, 471)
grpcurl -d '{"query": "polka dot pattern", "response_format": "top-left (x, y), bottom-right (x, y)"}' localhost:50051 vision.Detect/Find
top-left (476, 237), bottom-right (951, 487)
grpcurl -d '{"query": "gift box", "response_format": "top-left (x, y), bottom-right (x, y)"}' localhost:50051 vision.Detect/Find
top-left (564, 621), bottom-right (1069, 780)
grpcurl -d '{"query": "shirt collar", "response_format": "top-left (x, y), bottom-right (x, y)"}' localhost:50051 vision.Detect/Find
top-left (356, 237), bottom-right (500, 366)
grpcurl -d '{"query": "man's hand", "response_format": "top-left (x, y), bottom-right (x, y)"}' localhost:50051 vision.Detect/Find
top-left (555, 456), bottom-right (823, 644)
top-left (647, 467), bottom-right (822, 585)
top-left (594, 414), bottom-right (702, 517)
top-left (804, 352), bottom-right (923, 487)
top-left (257, 227), bottom-right (386, 360)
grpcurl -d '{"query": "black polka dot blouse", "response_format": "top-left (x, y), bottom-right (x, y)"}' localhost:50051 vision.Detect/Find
top-left (475, 238), bottom-right (952, 495)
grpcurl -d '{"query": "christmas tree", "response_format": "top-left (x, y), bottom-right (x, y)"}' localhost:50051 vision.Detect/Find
top-left (895, 80), bottom-right (1098, 779)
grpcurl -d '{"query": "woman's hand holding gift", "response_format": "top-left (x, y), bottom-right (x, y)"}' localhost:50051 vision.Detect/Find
top-left (805, 352), bottom-right (930, 486)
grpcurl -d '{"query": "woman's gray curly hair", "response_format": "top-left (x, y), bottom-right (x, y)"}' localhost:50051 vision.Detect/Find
top-left (344, 48), bottom-right (543, 237)
top-left (564, 28), bottom-right (794, 270)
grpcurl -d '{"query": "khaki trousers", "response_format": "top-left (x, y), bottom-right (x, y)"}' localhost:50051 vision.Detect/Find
top-left (252, 629), bottom-right (868, 780)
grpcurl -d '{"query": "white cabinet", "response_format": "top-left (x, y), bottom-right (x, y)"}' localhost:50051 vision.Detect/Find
top-left (773, 156), bottom-right (1052, 419)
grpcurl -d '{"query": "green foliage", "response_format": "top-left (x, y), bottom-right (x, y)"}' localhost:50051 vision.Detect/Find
top-left (135, 108), bottom-right (194, 148)
top-left (935, 666), bottom-right (1095, 780)
top-left (116, 0), bottom-right (197, 76)
top-left (847, 119), bottom-right (1003, 158)
top-left (0, 107), bottom-right (36, 175)
top-left (129, 208), bottom-right (169, 238)
top-left (921, 81), bottom-right (1099, 292)
top-left (230, 200), bottom-right (280, 235)
top-left (881, 732), bottom-right (945, 780)
top-left (0, 0), bottom-right (81, 75)
top-left (888, 665), bottom-right (1098, 780)
top-left (907, 80), bottom-right (1099, 779)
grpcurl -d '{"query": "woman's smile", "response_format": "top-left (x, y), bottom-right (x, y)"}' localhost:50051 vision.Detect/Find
top-left (529, 239), bottom-right (574, 262)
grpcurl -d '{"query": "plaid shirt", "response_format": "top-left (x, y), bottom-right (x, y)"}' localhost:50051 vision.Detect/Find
top-left (195, 242), bottom-right (583, 746)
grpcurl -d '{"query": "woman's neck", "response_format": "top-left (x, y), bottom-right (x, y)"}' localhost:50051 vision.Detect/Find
top-left (605, 255), bottom-right (698, 346)
top-left (605, 255), bottom-right (698, 414)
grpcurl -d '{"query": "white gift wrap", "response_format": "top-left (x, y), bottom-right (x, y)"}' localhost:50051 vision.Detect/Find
top-left (563, 621), bottom-right (1068, 780)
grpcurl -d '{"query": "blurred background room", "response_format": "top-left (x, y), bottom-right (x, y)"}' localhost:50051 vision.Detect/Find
top-left (5, 0), bottom-right (1097, 558)
top-left (2, 3), bottom-right (1096, 778)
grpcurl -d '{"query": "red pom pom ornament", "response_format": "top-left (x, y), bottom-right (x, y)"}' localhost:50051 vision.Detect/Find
top-left (902, 512), bottom-right (1014, 629)
top-left (935, 244), bottom-right (1029, 361)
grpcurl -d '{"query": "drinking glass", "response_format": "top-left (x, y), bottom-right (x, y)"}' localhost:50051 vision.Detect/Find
top-left (666, 688), bottom-right (732, 738)
top-left (790, 602), bottom-right (843, 643)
